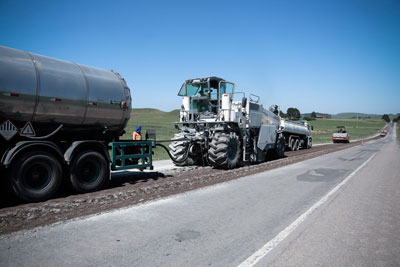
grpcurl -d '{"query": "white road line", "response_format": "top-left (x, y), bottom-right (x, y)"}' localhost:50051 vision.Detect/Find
top-left (237, 152), bottom-right (377, 267)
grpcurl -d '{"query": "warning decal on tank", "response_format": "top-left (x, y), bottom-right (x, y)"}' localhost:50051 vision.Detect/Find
top-left (0, 120), bottom-right (19, 141)
top-left (20, 122), bottom-right (36, 137)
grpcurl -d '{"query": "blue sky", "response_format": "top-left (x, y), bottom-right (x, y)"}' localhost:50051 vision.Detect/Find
top-left (1, 0), bottom-right (399, 114)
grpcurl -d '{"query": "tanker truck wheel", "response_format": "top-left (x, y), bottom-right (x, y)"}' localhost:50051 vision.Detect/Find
top-left (169, 133), bottom-right (199, 166)
top-left (289, 137), bottom-right (296, 151)
top-left (10, 151), bottom-right (62, 202)
top-left (274, 134), bottom-right (285, 159)
top-left (69, 150), bottom-right (108, 193)
top-left (294, 139), bottom-right (300, 151)
top-left (306, 137), bottom-right (312, 149)
top-left (208, 132), bottom-right (241, 169)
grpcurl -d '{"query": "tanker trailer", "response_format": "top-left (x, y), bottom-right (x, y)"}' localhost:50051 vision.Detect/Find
top-left (0, 45), bottom-right (135, 202)
top-left (280, 119), bottom-right (312, 150)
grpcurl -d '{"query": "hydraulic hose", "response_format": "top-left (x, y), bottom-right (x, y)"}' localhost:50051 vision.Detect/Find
top-left (26, 124), bottom-right (63, 139)
top-left (155, 142), bottom-right (192, 164)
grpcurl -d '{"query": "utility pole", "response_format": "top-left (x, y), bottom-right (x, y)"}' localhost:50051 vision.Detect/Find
top-left (357, 114), bottom-right (358, 128)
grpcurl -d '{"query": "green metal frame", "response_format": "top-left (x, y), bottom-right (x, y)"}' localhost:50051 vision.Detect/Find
top-left (109, 141), bottom-right (154, 171)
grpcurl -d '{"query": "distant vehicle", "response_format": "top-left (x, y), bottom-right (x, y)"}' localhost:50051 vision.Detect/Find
top-left (332, 126), bottom-right (350, 143)
top-left (379, 130), bottom-right (387, 137)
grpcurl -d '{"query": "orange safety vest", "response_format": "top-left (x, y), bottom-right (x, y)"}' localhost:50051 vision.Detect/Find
top-left (132, 131), bottom-right (142, 141)
top-left (132, 131), bottom-right (142, 154)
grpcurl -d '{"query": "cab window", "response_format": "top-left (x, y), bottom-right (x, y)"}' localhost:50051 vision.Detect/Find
top-left (220, 82), bottom-right (234, 96)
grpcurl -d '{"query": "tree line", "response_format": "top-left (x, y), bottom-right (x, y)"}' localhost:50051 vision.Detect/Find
top-left (280, 108), bottom-right (323, 121)
top-left (388, 114), bottom-right (400, 123)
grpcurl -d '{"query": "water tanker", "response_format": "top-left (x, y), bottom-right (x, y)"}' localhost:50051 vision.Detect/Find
top-left (280, 119), bottom-right (312, 150)
top-left (0, 45), bottom-right (131, 140)
top-left (0, 46), bottom-right (153, 202)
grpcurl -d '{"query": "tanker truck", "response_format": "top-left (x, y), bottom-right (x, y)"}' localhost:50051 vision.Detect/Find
top-left (0, 46), bottom-right (154, 202)
top-left (280, 119), bottom-right (313, 150)
top-left (169, 77), bottom-right (286, 168)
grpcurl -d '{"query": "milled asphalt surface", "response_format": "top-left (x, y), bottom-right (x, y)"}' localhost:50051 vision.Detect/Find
top-left (0, 126), bottom-right (398, 267)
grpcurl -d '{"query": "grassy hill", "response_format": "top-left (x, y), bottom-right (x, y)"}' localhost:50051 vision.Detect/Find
top-left (121, 108), bottom-right (180, 160)
top-left (303, 112), bottom-right (397, 120)
top-left (307, 119), bottom-right (385, 143)
top-left (332, 112), bottom-right (382, 119)
top-left (123, 108), bottom-right (179, 139)
top-left (122, 108), bottom-right (387, 160)
top-left (302, 112), bottom-right (331, 118)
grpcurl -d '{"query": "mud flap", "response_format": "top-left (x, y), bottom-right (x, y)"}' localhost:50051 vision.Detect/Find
top-left (257, 124), bottom-right (277, 150)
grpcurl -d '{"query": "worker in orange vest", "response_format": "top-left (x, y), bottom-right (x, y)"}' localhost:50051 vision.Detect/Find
top-left (132, 125), bottom-right (142, 141)
top-left (132, 125), bottom-right (142, 156)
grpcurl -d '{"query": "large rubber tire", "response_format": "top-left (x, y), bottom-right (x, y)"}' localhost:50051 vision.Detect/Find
top-left (274, 134), bottom-right (285, 158)
top-left (306, 137), bottom-right (312, 149)
top-left (169, 133), bottom-right (198, 166)
top-left (208, 132), bottom-right (241, 169)
top-left (10, 151), bottom-right (62, 202)
top-left (294, 139), bottom-right (300, 151)
top-left (70, 151), bottom-right (108, 193)
top-left (290, 138), bottom-right (297, 151)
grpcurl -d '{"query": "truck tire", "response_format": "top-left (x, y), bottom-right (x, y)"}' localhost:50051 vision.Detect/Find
top-left (290, 138), bottom-right (296, 151)
top-left (10, 151), bottom-right (62, 202)
top-left (169, 133), bottom-right (198, 166)
top-left (306, 137), bottom-right (312, 149)
top-left (69, 151), bottom-right (108, 193)
top-left (274, 134), bottom-right (285, 158)
top-left (208, 132), bottom-right (241, 169)
top-left (294, 139), bottom-right (300, 151)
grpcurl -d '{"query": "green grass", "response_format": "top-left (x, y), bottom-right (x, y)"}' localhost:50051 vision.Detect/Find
top-left (122, 109), bottom-right (387, 160)
top-left (332, 112), bottom-right (382, 120)
top-left (121, 108), bottom-right (180, 160)
top-left (308, 119), bottom-right (386, 144)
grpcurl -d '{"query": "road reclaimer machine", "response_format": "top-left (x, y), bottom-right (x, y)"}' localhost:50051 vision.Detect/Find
top-left (169, 76), bottom-right (286, 169)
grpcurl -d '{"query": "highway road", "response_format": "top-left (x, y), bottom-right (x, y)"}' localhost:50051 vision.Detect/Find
top-left (0, 126), bottom-right (399, 267)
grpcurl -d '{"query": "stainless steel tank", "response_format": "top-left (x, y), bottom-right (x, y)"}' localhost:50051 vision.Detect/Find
top-left (280, 120), bottom-right (310, 136)
top-left (0, 45), bottom-right (131, 138)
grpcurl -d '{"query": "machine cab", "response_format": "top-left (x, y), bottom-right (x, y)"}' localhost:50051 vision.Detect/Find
top-left (178, 77), bottom-right (234, 121)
